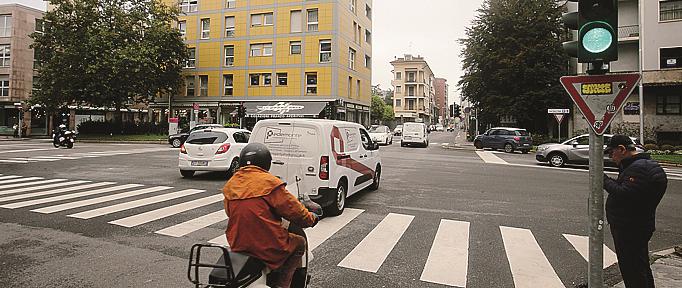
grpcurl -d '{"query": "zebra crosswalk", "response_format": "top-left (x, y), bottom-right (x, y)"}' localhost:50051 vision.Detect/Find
top-left (0, 147), bottom-right (173, 164)
top-left (0, 174), bottom-right (620, 287)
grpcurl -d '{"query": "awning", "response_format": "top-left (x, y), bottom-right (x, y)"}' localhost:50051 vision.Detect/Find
top-left (245, 101), bottom-right (327, 118)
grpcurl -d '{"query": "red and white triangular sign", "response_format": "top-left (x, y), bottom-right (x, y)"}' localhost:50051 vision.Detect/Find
top-left (560, 73), bottom-right (641, 135)
top-left (554, 114), bottom-right (565, 124)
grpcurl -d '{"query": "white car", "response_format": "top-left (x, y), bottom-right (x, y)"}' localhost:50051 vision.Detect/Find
top-left (250, 119), bottom-right (381, 216)
top-left (393, 125), bottom-right (403, 136)
top-left (178, 128), bottom-right (251, 178)
top-left (368, 125), bottom-right (393, 145)
top-left (401, 122), bottom-right (429, 147)
top-left (435, 124), bottom-right (444, 132)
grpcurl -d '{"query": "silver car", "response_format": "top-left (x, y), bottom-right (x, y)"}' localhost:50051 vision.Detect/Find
top-left (536, 134), bottom-right (641, 167)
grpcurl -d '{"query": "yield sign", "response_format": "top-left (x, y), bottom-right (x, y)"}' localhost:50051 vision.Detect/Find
top-left (560, 73), bottom-right (641, 135)
top-left (554, 114), bottom-right (565, 124)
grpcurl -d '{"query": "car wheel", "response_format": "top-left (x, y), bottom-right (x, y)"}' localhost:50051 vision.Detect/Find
top-left (227, 158), bottom-right (239, 178)
top-left (504, 143), bottom-right (514, 153)
top-left (171, 138), bottom-right (182, 148)
top-left (325, 181), bottom-right (347, 216)
top-left (369, 166), bottom-right (381, 191)
top-left (180, 170), bottom-right (195, 178)
top-left (548, 153), bottom-right (567, 168)
top-left (474, 141), bottom-right (483, 149)
top-left (401, 142), bottom-right (406, 147)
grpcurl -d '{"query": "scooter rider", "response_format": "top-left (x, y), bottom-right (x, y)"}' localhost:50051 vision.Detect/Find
top-left (222, 143), bottom-right (320, 288)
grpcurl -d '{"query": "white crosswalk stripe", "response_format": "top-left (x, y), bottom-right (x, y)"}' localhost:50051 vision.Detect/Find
top-left (0, 178), bottom-right (66, 190)
top-left (338, 213), bottom-right (414, 273)
top-left (500, 226), bottom-right (565, 288)
top-left (0, 180), bottom-right (90, 196)
top-left (475, 151), bottom-right (509, 164)
top-left (307, 208), bottom-right (364, 250)
top-left (109, 194), bottom-right (223, 228)
top-left (68, 189), bottom-right (205, 219)
top-left (0, 182), bottom-right (115, 203)
top-left (0, 148), bottom-right (173, 164)
top-left (0, 184), bottom-right (143, 209)
top-left (0, 159), bottom-right (29, 163)
top-left (420, 219), bottom-right (470, 287)
top-left (0, 175), bottom-right (22, 181)
top-left (31, 186), bottom-right (173, 214)
top-left (156, 210), bottom-right (227, 237)
top-left (208, 234), bottom-right (228, 246)
top-left (563, 234), bottom-right (618, 269)
top-left (0, 176), bottom-right (44, 186)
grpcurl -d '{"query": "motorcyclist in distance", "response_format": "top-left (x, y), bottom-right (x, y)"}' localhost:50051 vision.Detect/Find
top-left (221, 142), bottom-right (320, 288)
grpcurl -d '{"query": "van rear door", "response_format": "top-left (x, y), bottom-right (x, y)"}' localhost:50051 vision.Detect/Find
top-left (287, 122), bottom-right (323, 198)
top-left (251, 121), bottom-right (294, 184)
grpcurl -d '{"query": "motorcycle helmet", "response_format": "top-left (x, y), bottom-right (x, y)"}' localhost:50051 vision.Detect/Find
top-left (239, 143), bottom-right (272, 171)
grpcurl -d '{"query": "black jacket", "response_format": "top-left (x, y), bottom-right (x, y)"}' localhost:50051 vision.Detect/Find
top-left (604, 153), bottom-right (667, 230)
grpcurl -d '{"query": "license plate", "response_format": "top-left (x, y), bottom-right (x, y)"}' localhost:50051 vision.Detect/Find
top-left (523, 143), bottom-right (530, 146)
top-left (191, 160), bottom-right (208, 166)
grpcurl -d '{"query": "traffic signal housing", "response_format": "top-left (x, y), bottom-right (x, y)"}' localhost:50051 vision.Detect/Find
top-left (562, 0), bottom-right (618, 63)
top-left (453, 104), bottom-right (461, 118)
top-left (237, 104), bottom-right (246, 118)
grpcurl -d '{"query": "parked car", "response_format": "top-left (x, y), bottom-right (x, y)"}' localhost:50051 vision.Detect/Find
top-left (535, 134), bottom-right (642, 167)
top-left (435, 124), bottom-right (444, 132)
top-left (178, 128), bottom-right (251, 178)
top-left (250, 119), bottom-right (381, 216)
top-left (368, 125), bottom-right (393, 145)
top-left (474, 127), bottom-right (533, 153)
top-left (393, 125), bottom-right (403, 136)
top-left (401, 122), bottom-right (429, 147)
top-left (169, 124), bottom-right (224, 148)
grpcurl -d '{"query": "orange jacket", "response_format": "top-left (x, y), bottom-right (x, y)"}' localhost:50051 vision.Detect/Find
top-left (222, 166), bottom-right (316, 270)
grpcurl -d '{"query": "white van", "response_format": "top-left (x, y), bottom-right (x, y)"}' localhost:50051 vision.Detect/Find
top-left (250, 119), bottom-right (381, 216)
top-left (401, 122), bottom-right (429, 147)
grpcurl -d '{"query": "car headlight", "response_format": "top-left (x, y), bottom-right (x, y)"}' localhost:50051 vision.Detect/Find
top-left (537, 146), bottom-right (548, 152)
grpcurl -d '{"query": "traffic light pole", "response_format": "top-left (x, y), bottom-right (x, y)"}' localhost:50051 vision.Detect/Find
top-left (588, 130), bottom-right (605, 288)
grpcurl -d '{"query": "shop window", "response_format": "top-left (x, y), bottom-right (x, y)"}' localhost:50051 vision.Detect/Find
top-left (657, 95), bottom-right (681, 115)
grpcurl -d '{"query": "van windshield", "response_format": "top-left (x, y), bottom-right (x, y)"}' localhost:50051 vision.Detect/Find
top-left (186, 131), bottom-right (228, 144)
top-left (404, 124), bottom-right (422, 132)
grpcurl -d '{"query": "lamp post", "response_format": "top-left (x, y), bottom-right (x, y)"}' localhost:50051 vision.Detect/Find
top-left (14, 102), bottom-right (23, 138)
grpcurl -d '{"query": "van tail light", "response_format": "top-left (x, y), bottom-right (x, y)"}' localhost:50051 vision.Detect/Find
top-left (180, 144), bottom-right (187, 154)
top-left (216, 143), bottom-right (231, 154)
top-left (513, 136), bottom-right (521, 141)
top-left (319, 156), bottom-right (329, 180)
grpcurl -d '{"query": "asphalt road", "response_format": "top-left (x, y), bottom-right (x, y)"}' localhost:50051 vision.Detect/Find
top-left (0, 133), bottom-right (680, 288)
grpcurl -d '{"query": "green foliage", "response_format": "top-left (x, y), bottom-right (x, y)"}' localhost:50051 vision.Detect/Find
top-left (30, 0), bottom-right (188, 113)
top-left (223, 123), bottom-right (240, 128)
top-left (610, 123), bottom-right (659, 144)
top-left (458, 0), bottom-right (571, 134)
top-left (644, 144), bottom-right (658, 151)
top-left (382, 105), bottom-right (395, 122)
top-left (77, 120), bottom-right (168, 135)
top-left (371, 95), bottom-right (386, 123)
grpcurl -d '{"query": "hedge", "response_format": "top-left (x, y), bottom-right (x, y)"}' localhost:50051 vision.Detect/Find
top-left (77, 120), bottom-right (169, 135)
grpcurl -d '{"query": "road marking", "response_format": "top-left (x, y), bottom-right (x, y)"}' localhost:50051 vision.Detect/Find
top-left (0, 159), bottom-right (29, 163)
top-left (68, 189), bottom-right (205, 219)
top-left (31, 186), bottom-right (173, 214)
top-left (30, 156), bottom-right (81, 160)
top-left (0, 148), bottom-right (51, 154)
top-left (500, 226), bottom-right (565, 288)
top-left (0, 180), bottom-right (90, 196)
top-left (0, 178), bottom-right (68, 190)
top-left (338, 213), bottom-right (414, 273)
top-left (0, 175), bottom-right (21, 180)
top-left (563, 234), bottom-right (618, 269)
top-left (475, 151), bottom-right (509, 164)
top-left (0, 184), bottom-right (143, 209)
top-left (431, 142), bottom-right (440, 145)
top-left (156, 210), bottom-right (227, 237)
top-left (420, 219), bottom-right (470, 287)
top-left (307, 208), bottom-right (364, 250)
top-left (208, 234), bottom-right (229, 246)
top-left (9, 157), bottom-right (59, 162)
top-left (109, 194), bottom-right (223, 228)
top-left (0, 176), bottom-right (44, 186)
top-left (0, 182), bottom-right (115, 203)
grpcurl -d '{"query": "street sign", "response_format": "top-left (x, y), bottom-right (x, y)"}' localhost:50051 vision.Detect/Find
top-left (553, 114), bottom-right (565, 123)
top-left (560, 73), bottom-right (641, 135)
top-left (547, 109), bottom-right (570, 114)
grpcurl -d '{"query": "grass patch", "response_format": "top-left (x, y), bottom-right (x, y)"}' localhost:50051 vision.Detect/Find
top-left (651, 154), bottom-right (682, 165)
top-left (77, 134), bottom-right (167, 141)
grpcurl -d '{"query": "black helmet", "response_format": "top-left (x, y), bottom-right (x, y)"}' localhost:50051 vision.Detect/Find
top-left (239, 143), bottom-right (272, 171)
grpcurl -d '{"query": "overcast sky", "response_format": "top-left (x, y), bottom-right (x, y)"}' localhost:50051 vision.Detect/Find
top-left (11, 0), bottom-right (485, 104)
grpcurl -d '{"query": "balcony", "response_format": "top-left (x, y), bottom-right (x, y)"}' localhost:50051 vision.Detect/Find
top-left (618, 25), bottom-right (639, 43)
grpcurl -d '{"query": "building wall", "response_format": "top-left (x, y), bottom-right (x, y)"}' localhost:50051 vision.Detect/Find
top-left (390, 54), bottom-right (436, 124)
top-left (434, 77), bottom-right (447, 123)
top-left (642, 0), bottom-right (681, 71)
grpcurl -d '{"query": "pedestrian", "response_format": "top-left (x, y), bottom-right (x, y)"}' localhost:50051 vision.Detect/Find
top-left (603, 135), bottom-right (668, 288)
top-left (12, 124), bottom-right (19, 138)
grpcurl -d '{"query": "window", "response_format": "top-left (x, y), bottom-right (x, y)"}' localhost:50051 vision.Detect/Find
top-left (263, 73), bottom-right (272, 85)
top-left (350, 0), bottom-right (357, 13)
top-left (353, 22), bottom-right (358, 43)
top-left (660, 1), bottom-right (682, 21)
top-left (360, 129), bottom-right (374, 151)
top-left (233, 132), bottom-right (250, 143)
top-left (365, 55), bottom-right (371, 68)
top-left (396, 86), bottom-right (401, 94)
top-left (348, 76), bottom-right (352, 98)
top-left (319, 40), bottom-right (331, 62)
top-left (306, 73), bottom-right (317, 94)
top-left (357, 79), bottom-right (360, 98)
top-left (657, 95), bottom-right (681, 115)
top-left (178, 21), bottom-right (186, 38)
top-left (407, 99), bottom-right (415, 110)
top-left (290, 10), bottom-right (302, 33)
top-left (349, 48), bottom-right (356, 69)
top-left (307, 9), bottom-right (318, 31)
top-left (35, 18), bottom-right (44, 33)
top-left (0, 75), bottom-right (8, 97)
top-left (365, 30), bottom-right (371, 44)
top-left (201, 18), bottom-right (210, 39)
top-left (408, 72), bottom-right (416, 82)
top-left (224, 74), bottom-right (233, 96)
top-left (224, 45), bottom-right (234, 66)
top-left (251, 13), bottom-right (274, 26)
top-left (661, 47), bottom-right (682, 69)
top-left (0, 15), bottom-right (11, 37)
top-left (0, 45), bottom-right (10, 67)
top-left (395, 99), bottom-right (401, 108)
top-left (408, 86), bottom-right (415, 96)
top-left (199, 75), bottom-right (208, 96)
top-left (185, 48), bottom-right (196, 68)
top-left (225, 16), bottom-right (235, 37)
top-left (290, 41), bottom-right (301, 55)
top-left (179, 0), bottom-right (198, 13)
top-left (250, 43), bottom-right (272, 56)
top-left (186, 76), bottom-right (195, 96)
top-left (366, 4), bottom-right (372, 19)
top-left (396, 72), bottom-right (401, 80)
top-left (277, 73), bottom-right (288, 86)
top-left (250, 74), bottom-right (260, 86)
top-left (226, 0), bottom-right (236, 9)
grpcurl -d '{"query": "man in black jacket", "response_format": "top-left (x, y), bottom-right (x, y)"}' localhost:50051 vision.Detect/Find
top-left (604, 135), bottom-right (668, 288)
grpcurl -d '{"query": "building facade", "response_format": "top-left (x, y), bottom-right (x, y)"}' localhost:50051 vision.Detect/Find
top-left (569, 0), bottom-right (682, 144)
top-left (391, 54), bottom-right (435, 124)
top-left (157, 0), bottom-right (373, 128)
top-left (434, 77), bottom-right (448, 124)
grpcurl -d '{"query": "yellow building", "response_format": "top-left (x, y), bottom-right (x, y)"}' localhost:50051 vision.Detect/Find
top-left (158, 0), bottom-right (373, 128)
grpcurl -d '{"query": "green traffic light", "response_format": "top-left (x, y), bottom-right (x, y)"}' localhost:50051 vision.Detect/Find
top-left (582, 27), bottom-right (613, 53)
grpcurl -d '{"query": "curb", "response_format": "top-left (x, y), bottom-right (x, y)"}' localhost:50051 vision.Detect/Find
top-left (77, 140), bottom-right (168, 145)
top-left (441, 144), bottom-right (476, 151)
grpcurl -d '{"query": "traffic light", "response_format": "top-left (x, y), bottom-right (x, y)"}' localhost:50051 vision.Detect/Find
top-left (237, 105), bottom-right (245, 118)
top-left (453, 105), bottom-right (461, 118)
top-left (449, 104), bottom-right (454, 118)
top-left (325, 103), bottom-right (334, 119)
top-left (562, 0), bottom-right (618, 64)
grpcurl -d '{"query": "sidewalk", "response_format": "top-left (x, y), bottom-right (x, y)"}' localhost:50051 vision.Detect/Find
top-left (442, 129), bottom-right (476, 151)
top-left (610, 246), bottom-right (682, 288)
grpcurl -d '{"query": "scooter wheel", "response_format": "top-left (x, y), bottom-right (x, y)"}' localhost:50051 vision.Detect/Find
top-left (66, 142), bottom-right (74, 149)
top-left (53, 142), bottom-right (60, 148)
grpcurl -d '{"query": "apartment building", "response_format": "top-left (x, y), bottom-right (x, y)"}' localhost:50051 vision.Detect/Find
top-left (0, 4), bottom-right (44, 136)
top-left (391, 54), bottom-right (436, 124)
top-left (158, 0), bottom-right (373, 128)
top-left (434, 77), bottom-right (448, 124)
top-left (569, 0), bottom-right (682, 144)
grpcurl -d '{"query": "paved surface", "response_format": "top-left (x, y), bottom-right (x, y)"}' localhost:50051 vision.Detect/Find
top-left (0, 132), bottom-right (680, 287)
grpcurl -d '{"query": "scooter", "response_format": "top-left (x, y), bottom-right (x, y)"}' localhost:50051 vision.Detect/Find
top-left (53, 130), bottom-right (76, 148)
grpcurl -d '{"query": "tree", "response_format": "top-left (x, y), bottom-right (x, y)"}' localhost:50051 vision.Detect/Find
top-left (382, 105), bottom-right (395, 122)
top-left (457, 0), bottom-right (571, 134)
top-left (31, 0), bottom-right (188, 125)
top-left (371, 95), bottom-right (386, 124)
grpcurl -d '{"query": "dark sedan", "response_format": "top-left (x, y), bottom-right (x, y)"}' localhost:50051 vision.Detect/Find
top-left (168, 124), bottom-right (224, 148)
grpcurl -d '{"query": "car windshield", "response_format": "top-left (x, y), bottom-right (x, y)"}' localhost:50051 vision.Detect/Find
top-left (369, 126), bottom-right (385, 132)
top-left (186, 131), bottom-right (228, 144)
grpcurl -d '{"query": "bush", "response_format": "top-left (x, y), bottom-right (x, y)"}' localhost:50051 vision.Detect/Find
top-left (675, 146), bottom-right (682, 152)
top-left (223, 123), bottom-right (240, 128)
top-left (660, 144), bottom-right (674, 151)
top-left (644, 144), bottom-right (658, 151)
top-left (532, 134), bottom-right (561, 146)
top-left (77, 120), bottom-right (168, 135)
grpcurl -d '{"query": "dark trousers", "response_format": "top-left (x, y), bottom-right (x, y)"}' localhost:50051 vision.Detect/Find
top-left (610, 225), bottom-right (655, 288)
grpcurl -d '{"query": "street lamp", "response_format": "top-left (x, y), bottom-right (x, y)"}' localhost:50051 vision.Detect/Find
top-left (13, 102), bottom-right (23, 138)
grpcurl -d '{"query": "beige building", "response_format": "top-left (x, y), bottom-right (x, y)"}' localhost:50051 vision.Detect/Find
top-left (0, 4), bottom-right (44, 136)
top-left (391, 54), bottom-right (435, 124)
